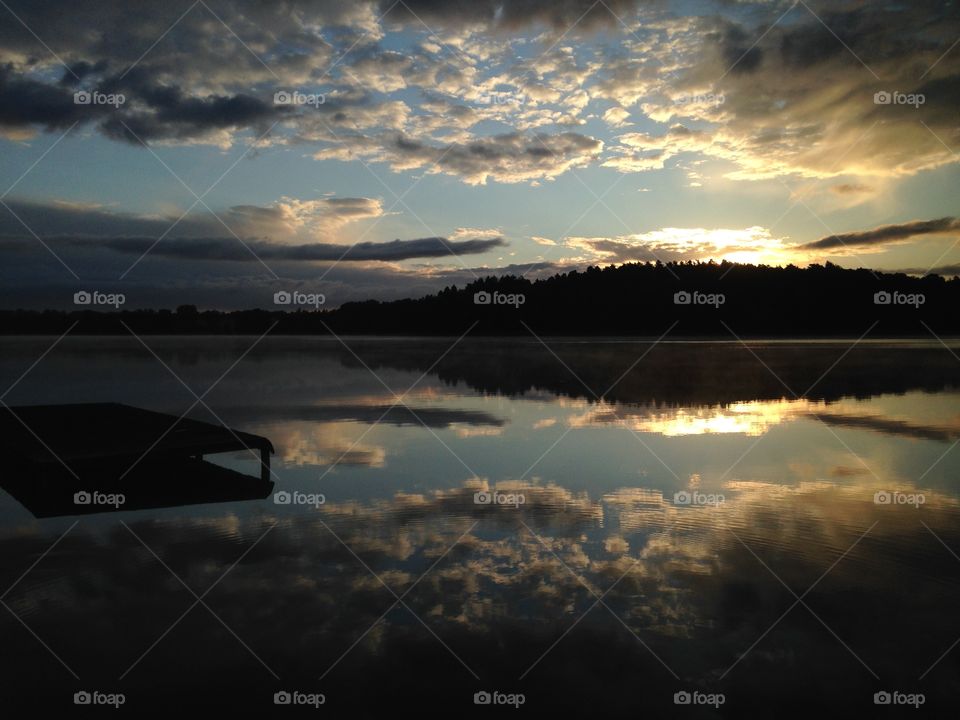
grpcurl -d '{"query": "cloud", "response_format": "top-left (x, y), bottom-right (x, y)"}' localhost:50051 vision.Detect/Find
top-left (530, 235), bottom-right (557, 246)
top-left (226, 197), bottom-right (386, 241)
top-left (0, 197), bottom-right (505, 269)
top-left (86, 235), bottom-right (506, 262)
top-left (0, 0), bottom-right (641, 184)
top-left (0, 64), bottom-right (110, 132)
top-left (449, 227), bottom-right (503, 242)
top-left (830, 183), bottom-right (873, 196)
top-left (0, 1), bottom-right (362, 144)
top-left (1, 0), bottom-right (621, 181)
top-left (0, 196), bottom-right (385, 243)
top-left (2, 0), bottom-right (955, 189)
top-left (893, 264), bottom-right (960, 277)
top-left (802, 217), bottom-right (960, 251)
top-left (0, 1), bottom-right (373, 85)
top-left (596, 5), bottom-right (960, 181)
top-left (602, 106), bottom-right (631, 127)
top-left (313, 130), bottom-right (604, 185)
top-left (378, 0), bottom-right (647, 31)
top-left (99, 83), bottom-right (283, 146)
top-left (566, 226), bottom-right (793, 265)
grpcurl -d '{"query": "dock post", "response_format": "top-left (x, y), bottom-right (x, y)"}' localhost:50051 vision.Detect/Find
top-left (260, 444), bottom-right (271, 483)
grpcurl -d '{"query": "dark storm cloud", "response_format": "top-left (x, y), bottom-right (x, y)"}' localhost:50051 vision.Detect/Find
top-left (0, 0), bottom-right (346, 143)
top-left (912, 72), bottom-right (960, 126)
top-left (0, 0), bottom-right (366, 60)
top-left (0, 195), bottom-right (385, 245)
top-left (100, 78), bottom-right (285, 143)
top-left (0, 197), bottom-right (505, 265)
top-left (0, 64), bottom-right (111, 130)
top-left (0, 61), bottom-right (287, 144)
top-left (379, 0), bottom-right (647, 29)
top-left (802, 218), bottom-right (960, 251)
top-left (0, 198), bottom-right (216, 238)
top-left (777, 9), bottom-right (852, 68)
top-left (719, 24), bottom-right (763, 74)
top-left (86, 235), bottom-right (506, 262)
top-left (895, 264), bottom-right (960, 277)
top-left (57, 60), bottom-right (108, 85)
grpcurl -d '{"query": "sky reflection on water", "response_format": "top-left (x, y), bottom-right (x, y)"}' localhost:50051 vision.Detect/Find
top-left (1, 337), bottom-right (958, 713)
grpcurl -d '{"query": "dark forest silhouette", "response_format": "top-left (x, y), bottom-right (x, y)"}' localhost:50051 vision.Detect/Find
top-left (2, 261), bottom-right (957, 336)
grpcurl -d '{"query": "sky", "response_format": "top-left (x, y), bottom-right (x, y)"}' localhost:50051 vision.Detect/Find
top-left (0, 0), bottom-right (958, 309)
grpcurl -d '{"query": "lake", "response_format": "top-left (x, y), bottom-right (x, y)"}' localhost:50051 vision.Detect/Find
top-left (1, 336), bottom-right (959, 714)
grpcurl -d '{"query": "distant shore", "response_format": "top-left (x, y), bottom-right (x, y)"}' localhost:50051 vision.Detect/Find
top-left (2, 261), bottom-right (958, 336)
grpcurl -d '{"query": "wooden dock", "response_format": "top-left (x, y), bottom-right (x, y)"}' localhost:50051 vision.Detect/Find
top-left (0, 403), bottom-right (274, 517)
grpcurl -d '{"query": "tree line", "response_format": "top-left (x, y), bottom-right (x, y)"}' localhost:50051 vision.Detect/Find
top-left (1, 261), bottom-right (957, 336)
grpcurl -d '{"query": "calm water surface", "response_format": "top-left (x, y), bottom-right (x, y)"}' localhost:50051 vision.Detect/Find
top-left (1, 336), bottom-right (959, 715)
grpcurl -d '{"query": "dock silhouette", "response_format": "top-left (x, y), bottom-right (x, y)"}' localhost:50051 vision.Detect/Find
top-left (0, 403), bottom-right (274, 517)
